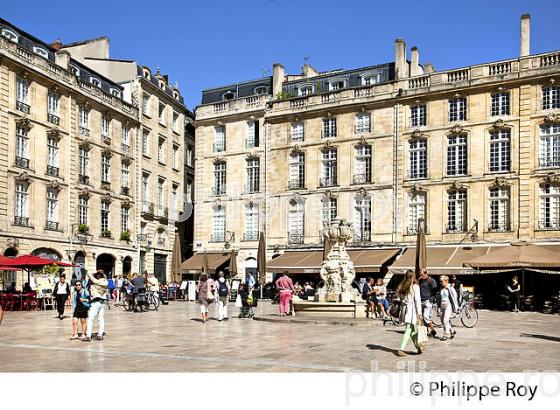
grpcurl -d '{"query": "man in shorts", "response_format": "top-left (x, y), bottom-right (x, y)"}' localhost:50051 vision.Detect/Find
top-left (418, 269), bottom-right (438, 338)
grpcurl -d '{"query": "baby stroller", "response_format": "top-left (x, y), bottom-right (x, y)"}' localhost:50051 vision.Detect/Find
top-left (238, 285), bottom-right (254, 318)
top-left (134, 287), bottom-right (149, 312)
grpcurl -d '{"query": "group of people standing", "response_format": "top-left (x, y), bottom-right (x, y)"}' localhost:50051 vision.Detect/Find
top-left (395, 269), bottom-right (460, 357)
top-left (196, 271), bottom-right (232, 323)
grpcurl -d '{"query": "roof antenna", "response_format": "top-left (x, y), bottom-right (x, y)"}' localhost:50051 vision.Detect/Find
top-left (304, 56), bottom-right (310, 65)
top-left (260, 68), bottom-right (270, 77)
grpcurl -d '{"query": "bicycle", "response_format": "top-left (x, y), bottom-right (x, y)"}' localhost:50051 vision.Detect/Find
top-left (146, 289), bottom-right (160, 311)
top-left (384, 290), bottom-right (405, 327)
top-left (432, 291), bottom-right (478, 328)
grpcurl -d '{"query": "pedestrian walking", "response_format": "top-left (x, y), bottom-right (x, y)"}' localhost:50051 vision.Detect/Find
top-left (70, 281), bottom-right (90, 340)
top-left (83, 270), bottom-right (108, 342)
top-left (396, 270), bottom-right (423, 357)
top-left (275, 271), bottom-right (294, 316)
top-left (196, 274), bottom-right (214, 323)
top-left (439, 275), bottom-right (458, 341)
top-left (216, 271), bottom-right (230, 321)
top-left (116, 275), bottom-right (124, 303)
top-left (507, 276), bottom-right (521, 312)
top-left (53, 274), bottom-right (70, 320)
top-left (418, 268), bottom-right (438, 338)
top-left (107, 276), bottom-right (115, 302)
top-left (246, 271), bottom-right (256, 292)
top-left (362, 277), bottom-right (376, 318)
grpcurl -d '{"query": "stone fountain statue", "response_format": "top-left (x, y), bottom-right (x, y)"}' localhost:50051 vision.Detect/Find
top-left (317, 219), bottom-right (358, 303)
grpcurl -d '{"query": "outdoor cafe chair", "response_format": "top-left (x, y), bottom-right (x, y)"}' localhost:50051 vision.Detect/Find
top-left (21, 292), bottom-right (38, 311)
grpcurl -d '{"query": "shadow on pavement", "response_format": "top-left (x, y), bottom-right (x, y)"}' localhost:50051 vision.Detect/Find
top-left (519, 333), bottom-right (560, 343)
top-left (366, 344), bottom-right (397, 354)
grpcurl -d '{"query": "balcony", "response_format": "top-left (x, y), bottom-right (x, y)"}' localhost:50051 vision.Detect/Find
top-left (288, 232), bottom-right (304, 245)
top-left (319, 177), bottom-right (337, 187)
top-left (137, 234), bottom-right (148, 243)
top-left (352, 174), bottom-right (371, 184)
top-left (539, 157), bottom-right (560, 169)
top-left (447, 69), bottom-right (469, 83)
top-left (289, 97), bottom-right (308, 110)
top-left (14, 216), bottom-right (30, 227)
top-left (101, 230), bottom-right (112, 238)
top-left (102, 135), bottom-right (111, 145)
top-left (45, 221), bottom-right (59, 231)
top-left (16, 101), bottom-right (30, 113)
top-left (121, 143), bottom-right (130, 154)
top-left (288, 180), bottom-right (305, 190)
top-left (15, 156), bottom-right (29, 169)
top-left (46, 165), bottom-right (59, 177)
top-left (538, 220), bottom-right (560, 231)
top-left (212, 186), bottom-right (226, 196)
top-left (321, 93), bottom-right (339, 104)
top-left (47, 113), bottom-right (60, 125)
top-left (210, 233), bottom-right (225, 242)
top-left (243, 232), bottom-right (259, 241)
top-left (354, 231), bottom-right (372, 242)
top-left (141, 202), bottom-right (155, 216)
top-left (120, 186), bottom-right (130, 196)
top-left (213, 102), bottom-right (231, 113)
top-left (488, 222), bottom-right (511, 233)
top-left (289, 133), bottom-right (304, 142)
top-left (245, 183), bottom-right (260, 194)
top-left (78, 127), bottom-right (90, 137)
top-left (101, 181), bottom-right (111, 191)
top-left (78, 174), bottom-right (90, 185)
top-left (445, 223), bottom-right (467, 234)
top-left (156, 206), bottom-right (169, 221)
top-left (213, 143), bottom-right (226, 153)
top-left (321, 129), bottom-right (336, 139)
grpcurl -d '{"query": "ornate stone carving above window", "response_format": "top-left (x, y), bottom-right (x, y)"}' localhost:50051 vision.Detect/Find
top-left (47, 128), bottom-right (62, 140)
top-left (101, 193), bottom-right (112, 204)
top-left (410, 183), bottom-right (425, 193)
top-left (544, 112), bottom-right (560, 124)
top-left (47, 180), bottom-right (61, 191)
top-left (449, 181), bottom-right (466, 191)
top-left (15, 171), bottom-right (31, 183)
top-left (543, 172), bottom-right (560, 184)
top-left (492, 177), bottom-right (511, 187)
top-left (15, 116), bottom-right (33, 129)
top-left (410, 129), bottom-right (427, 139)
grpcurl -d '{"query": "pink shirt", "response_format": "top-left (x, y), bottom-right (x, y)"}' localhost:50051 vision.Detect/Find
top-left (276, 276), bottom-right (294, 291)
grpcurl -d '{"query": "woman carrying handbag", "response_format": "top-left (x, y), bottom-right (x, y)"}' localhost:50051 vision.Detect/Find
top-left (396, 270), bottom-right (423, 357)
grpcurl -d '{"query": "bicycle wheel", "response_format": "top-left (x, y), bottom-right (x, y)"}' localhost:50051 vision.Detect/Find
top-left (148, 295), bottom-right (160, 311)
top-left (431, 304), bottom-right (443, 327)
top-left (460, 306), bottom-right (478, 328)
top-left (123, 297), bottom-right (131, 311)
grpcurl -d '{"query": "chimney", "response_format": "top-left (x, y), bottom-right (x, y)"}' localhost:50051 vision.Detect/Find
top-left (520, 14), bottom-right (530, 57)
top-left (410, 46), bottom-right (421, 76)
top-left (423, 63), bottom-right (435, 74)
top-left (55, 50), bottom-right (71, 70)
top-left (302, 64), bottom-right (319, 78)
top-left (272, 63), bottom-right (285, 97)
top-left (395, 38), bottom-right (408, 79)
top-left (51, 38), bottom-right (62, 50)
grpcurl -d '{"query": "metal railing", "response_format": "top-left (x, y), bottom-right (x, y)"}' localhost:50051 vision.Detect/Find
top-left (288, 232), bottom-right (304, 244)
top-left (538, 220), bottom-right (560, 230)
top-left (78, 127), bottom-right (90, 137)
top-left (446, 223), bottom-right (467, 233)
top-left (539, 157), bottom-right (560, 169)
top-left (213, 143), bottom-right (226, 152)
top-left (141, 202), bottom-right (155, 215)
top-left (211, 233), bottom-right (225, 242)
top-left (352, 174), bottom-right (371, 184)
top-left (354, 231), bottom-right (371, 242)
top-left (14, 216), bottom-right (30, 227)
top-left (121, 143), bottom-right (130, 153)
top-left (488, 222), bottom-right (511, 232)
top-left (245, 182), bottom-right (260, 193)
top-left (137, 234), bottom-right (148, 243)
top-left (120, 186), bottom-right (130, 196)
top-left (15, 156), bottom-right (29, 169)
top-left (78, 174), bottom-right (90, 185)
top-left (319, 177), bottom-right (337, 187)
top-left (243, 232), bottom-right (259, 241)
top-left (16, 101), bottom-right (30, 113)
top-left (47, 113), bottom-right (60, 125)
top-left (288, 180), bottom-right (305, 190)
top-left (212, 186), bottom-right (226, 196)
top-left (46, 165), bottom-right (59, 177)
top-left (45, 221), bottom-right (59, 231)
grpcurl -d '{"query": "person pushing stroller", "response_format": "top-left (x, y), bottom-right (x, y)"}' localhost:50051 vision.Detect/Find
top-left (238, 283), bottom-right (254, 318)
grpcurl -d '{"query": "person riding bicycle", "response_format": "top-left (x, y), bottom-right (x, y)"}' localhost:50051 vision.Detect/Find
top-left (147, 273), bottom-right (160, 302)
top-left (418, 269), bottom-right (438, 338)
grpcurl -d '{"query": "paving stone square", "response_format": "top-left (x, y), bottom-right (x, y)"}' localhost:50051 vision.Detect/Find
top-left (0, 301), bottom-right (559, 372)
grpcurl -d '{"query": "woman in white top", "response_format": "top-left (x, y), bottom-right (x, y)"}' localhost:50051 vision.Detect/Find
top-left (396, 270), bottom-right (423, 357)
top-left (439, 275), bottom-right (458, 341)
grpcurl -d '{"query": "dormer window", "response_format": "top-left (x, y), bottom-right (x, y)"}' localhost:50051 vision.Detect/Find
top-left (90, 77), bottom-right (101, 88)
top-left (110, 88), bottom-right (121, 98)
top-left (173, 91), bottom-right (179, 100)
top-left (329, 80), bottom-right (346, 91)
top-left (362, 73), bottom-right (382, 86)
top-left (254, 86), bottom-right (267, 95)
top-left (33, 46), bottom-right (48, 58)
top-left (159, 81), bottom-right (165, 90)
top-left (143, 68), bottom-right (151, 80)
top-left (222, 91), bottom-right (235, 101)
top-left (69, 65), bottom-right (80, 76)
top-left (1, 28), bottom-right (18, 43)
top-left (298, 85), bottom-right (314, 96)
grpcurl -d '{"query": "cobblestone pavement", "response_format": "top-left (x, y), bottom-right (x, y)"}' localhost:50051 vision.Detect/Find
top-left (0, 300), bottom-right (559, 372)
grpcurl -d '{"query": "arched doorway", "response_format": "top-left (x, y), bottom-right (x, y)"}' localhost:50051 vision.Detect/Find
top-left (245, 257), bottom-right (257, 282)
top-left (122, 256), bottom-right (132, 278)
top-left (32, 247), bottom-right (62, 261)
top-left (96, 253), bottom-right (115, 278)
top-left (74, 251), bottom-right (86, 281)
top-left (4, 247), bottom-right (18, 257)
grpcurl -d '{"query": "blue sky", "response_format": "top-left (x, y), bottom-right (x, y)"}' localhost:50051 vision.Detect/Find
top-left (1, 0), bottom-right (559, 109)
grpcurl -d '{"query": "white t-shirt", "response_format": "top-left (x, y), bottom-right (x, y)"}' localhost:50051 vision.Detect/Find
top-left (147, 277), bottom-right (159, 292)
top-left (56, 281), bottom-right (68, 295)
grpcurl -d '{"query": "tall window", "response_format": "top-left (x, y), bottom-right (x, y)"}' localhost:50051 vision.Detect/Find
top-left (171, 184), bottom-right (178, 218)
top-left (121, 206), bottom-right (129, 233)
top-left (288, 200), bottom-right (304, 244)
top-left (491, 92), bottom-right (510, 116)
top-left (489, 187), bottom-right (510, 231)
top-left (101, 153), bottom-right (111, 183)
top-left (489, 129), bottom-right (511, 172)
top-left (159, 103), bottom-right (166, 124)
top-left (244, 203), bottom-right (259, 240)
top-left (15, 126), bottom-right (29, 169)
top-left (15, 181), bottom-right (29, 225)
top-left (16, 77), bottom-right (29, 112)
top-left (47, 92), bottom-right (59, 124)
top-left (354, 196), bottom-right (372, 241)
top-left (157, 179), bottom-right (164, 215)
top-left (46, 189), bottom-right (59, 229)
top-left (290, 122), bottom-right (304, 142)
top-left (186, 145), bottom-right (193, 167)
top-left (47, 136), bottom-right (59, 176)
top-left (172, 111), bottom-right (179, 132)
top-left (78, 147), bottom-right (89, 178)
top-left (355, 113), bottom-right (371, 133)
top-left (542, 86), bottom-right (560, 110)
top-left (321, 198), bottom-right (337, 227)
top-left (142, 174), bottom-right (149, 210)
top-left (354, 144), bottom-right (372, 183)
top-left (289, 152), bottom-right (305, 189)
top-left (246, 157), bottom-right (260, 193)
top-left (78, 106), bottom-right (89, 132)
top-left (447, 134), bottom-right (467, 175)
top-left (411, 105), bottom-right (426, 127)
top-left (540, 184), bottom-right (560, 230)
top-left (322, 118), bottom-right (337, 138)
top-left (142, 94), bottom-right (150, 116)
top-left (101, 201), bottom-right (110, 234)
top-left (121, 126), bottom-right (130, 152)
top-left (186, 181), bottom-right (193, 203)
top-left (213, 161), bottom-right (226, 195)
top-left (408, 192), bottom-right (426, 235)
top-left (246, 121), bottom-right (259, 148)
top-left (78, 196), bottom-right (88, 225)
top-left (173, 144), bottom-right (179, 169)
top-left (449, 97), bottom-right (467, 122)
top-left (101, 116), bottom-right (110, 138)
top-left (447, 190), bottom-right (467, 232)
top-left (158, 137), bottom-right (166, 163)
top-left (539, 123), bottom-right (560, 168)
top-left (321, 148), bottom-right (337, 187)
top-left (409, 139), bottom-right (427, 179)
top-left (212, 206), bottom-right (226, 242)
top-left (214, 125), bottom-right (226, 152)
top-left (142, 129), bottom-right (150, 155)
top-left (121, 162), bottom-right (129, 190)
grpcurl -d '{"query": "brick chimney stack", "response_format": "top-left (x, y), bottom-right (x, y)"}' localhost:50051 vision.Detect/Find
top-left (51, 38), bottom-right (62, 50)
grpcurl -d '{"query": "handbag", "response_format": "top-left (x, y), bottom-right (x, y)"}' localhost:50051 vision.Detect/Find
top-left (417, 324), bottom-right (429, 345)
top-left (206, 284), bottom-right (215, 301)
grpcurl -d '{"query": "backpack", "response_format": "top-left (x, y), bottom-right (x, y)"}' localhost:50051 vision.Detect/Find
top-left (218, 280), bottom-right (229, 297)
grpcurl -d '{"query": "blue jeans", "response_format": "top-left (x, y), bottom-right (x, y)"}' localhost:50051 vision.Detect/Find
top-left (377, 298), bottom-right (389, 310)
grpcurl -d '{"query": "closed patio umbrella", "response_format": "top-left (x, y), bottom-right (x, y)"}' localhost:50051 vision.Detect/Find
top-left (171, 233), bottom-right (182, 283)
top-left (202, 251), bottom-right (210, 275)
top-left (257, 232), bottom-right (266, 285)
top-left (415, 218), bottom-right (427, 275)
top-left (228, 249), bottom-right (237, 277)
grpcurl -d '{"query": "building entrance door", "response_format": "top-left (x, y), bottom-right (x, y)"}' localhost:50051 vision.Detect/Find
top-left (154, 254), bottom-right (167, 285)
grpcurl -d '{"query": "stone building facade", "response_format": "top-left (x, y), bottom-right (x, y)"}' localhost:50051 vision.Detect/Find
top-left (193, 14), bottom-right (560, 280)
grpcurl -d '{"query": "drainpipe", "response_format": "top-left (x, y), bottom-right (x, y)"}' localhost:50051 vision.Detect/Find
top-left (67, 94), bottom-right (73, 264)
top-left (393, 102), bottom-right (400, 243)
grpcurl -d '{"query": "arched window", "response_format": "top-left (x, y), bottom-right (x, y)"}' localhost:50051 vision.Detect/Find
top-left (222, 91), bottom-right (235, 101)
top-left (110, 88), bottom-right (121, 98)
top-left (33, 46), bottom-right (48, 58)
top-left (69, 65), bottom-right (80, 76)
top-left (90, 77), bottom-right (102, 88)
top-left (1, 28), bottom-right (18, 42)
top-left (254, 86), bottom-right (267, 95)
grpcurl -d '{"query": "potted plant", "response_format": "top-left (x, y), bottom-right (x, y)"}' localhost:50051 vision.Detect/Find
top-left (101, 229), bottom-right (112, 238)
top-left (120, 230), bottom-right (131, 242)
top-left (77, 224), bottom-right (89, 234)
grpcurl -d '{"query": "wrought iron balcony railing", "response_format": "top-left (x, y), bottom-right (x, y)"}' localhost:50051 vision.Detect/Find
top-left (211, 233), bottom-right (226, 242)
top-left (243, 232), bottom-right (259, 241)
top-left (45, 221), bottom-right (59, 231)
top-left (319, 177), bottom-right (337, 187)
top-left (539, 157), bottom-right (560, 169)
top-left (78, 174), bottom-right (90, 185)
top-left (14, 216), bottom-right (30, 227)
top-left (47, 113), bottom-right (60, 125)
top-left (46, 165), bottom-right (59, 177)
top-left (488, 222), bottom-right (511, 232)
top-left (538, 220), bottom-right (560, 230)
top-left (352, 174), bottom-right (371, 184)
top-left (120, 186), bottom-right (130, 196)
top-left (445, 223), bottom-right (467, 233)
top-left (15, 156), bottom-right (29, 169)
top-left (16, 101), bottom-right (30, 113)
top-left (288, 232), bottom-right (304, 244)
top-left (212, 186), bottom-right (226, 196)
top-left (141, 201), bottom-right (155, 216)
top-left (354, 231), bottom-right (372, 242)
top-left (288, 180), bottom-right (305, 190)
